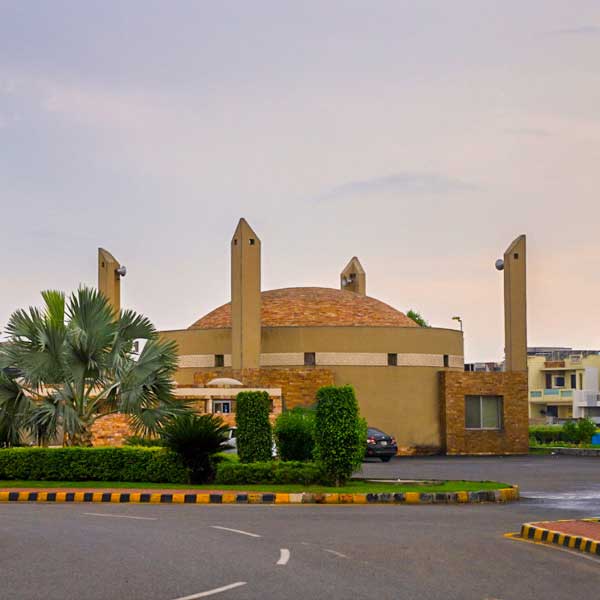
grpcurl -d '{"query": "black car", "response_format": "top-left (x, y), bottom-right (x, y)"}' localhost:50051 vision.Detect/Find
top-left (365, 427), bottom-right (397, 462)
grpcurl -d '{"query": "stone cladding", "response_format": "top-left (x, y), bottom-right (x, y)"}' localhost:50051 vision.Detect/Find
top-left (439, 371), bottom-right (529, 455)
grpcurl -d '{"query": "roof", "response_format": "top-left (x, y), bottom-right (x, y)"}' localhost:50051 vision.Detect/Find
top-left (189, 287), bottom-right (419, 329)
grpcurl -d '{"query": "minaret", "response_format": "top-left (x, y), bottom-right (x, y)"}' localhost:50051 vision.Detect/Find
top-left (231, 219), bottom-right (261, 370)
top-left (340, 256), bottom-right (366, 295)
top-left (502, 235), bottom-right (527, 372)
top-left (98, 248), bottom-right (125, 314)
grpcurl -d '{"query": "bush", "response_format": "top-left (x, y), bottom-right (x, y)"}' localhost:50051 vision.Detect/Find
top-left (529, 426), bottom-right (563, 444)
top-left (561, 421), bottom-right (579, 444)
top-left (124, 436), bottom-right (165, 447)
top-left (576, 419), bottom-right (597, 445)
top-left (314, 385), bottom-right (364, 486)
top-left (160, 414), bottom-right (229, 483)
top-left (0, 447), bottom-right (188, 483)
top-left (236, 391), bottom-right (272, 463)
top-left (274, 408), bottom-right (315, 461)
top-left (215, 460), bottom-right (324, 485)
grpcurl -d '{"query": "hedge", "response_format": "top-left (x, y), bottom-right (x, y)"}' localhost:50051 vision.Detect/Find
top-left (274, 409), bottom-right (315, 462)
top-left (530, 420), bottom-right (598, 445)
top-left (236, 391), bottom-right (272, 463)
top-left (314, 385), bottom-right (365, 486)
top-left (0, 447), bottom-right (188, 483)
top-left (215, 460), bottom-right (325, 485)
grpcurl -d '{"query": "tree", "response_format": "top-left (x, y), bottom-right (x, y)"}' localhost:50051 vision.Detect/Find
top-left (314, 385), bottom-right (364, 486)
top-left (407, 309), bottom-right (430, 328)
top-left (0, 287), bottom-right (188, 446)
top-left (160, 414), bottom-right (229, 483)
top-left (236, 391), bottom-right (272, 463)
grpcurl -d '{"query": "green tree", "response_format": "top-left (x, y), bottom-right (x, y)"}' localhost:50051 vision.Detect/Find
top-left (236, 391), bottom-right (272, 463)
top-left (0, 287), bottom-right (187, 447)
top-left (407, 309), bottom-right (430, 328)
top-left (314, 385), bottom-right (364, 486)
top-left (160, 414), bottom-right (229, 483)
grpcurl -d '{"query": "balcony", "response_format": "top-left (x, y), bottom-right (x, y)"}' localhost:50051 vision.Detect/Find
top-left (529, 389), bottom-right (573, 403)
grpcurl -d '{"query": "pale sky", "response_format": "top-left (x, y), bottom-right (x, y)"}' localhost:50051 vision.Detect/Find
top-left (1, 1), bottom-right (599, 361)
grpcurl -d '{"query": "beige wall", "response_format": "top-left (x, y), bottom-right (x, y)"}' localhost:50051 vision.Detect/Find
top-left (159, 324), bottom-right (463, 451)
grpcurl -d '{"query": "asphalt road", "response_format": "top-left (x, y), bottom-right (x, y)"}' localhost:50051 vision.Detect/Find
top-left (1, 456), bottom-right (599, 600)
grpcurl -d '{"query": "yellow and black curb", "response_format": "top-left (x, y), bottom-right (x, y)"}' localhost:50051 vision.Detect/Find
top-left (0, 486), bottom-right (519, 505)
top-left (520, 518), bottom-right (600, 557)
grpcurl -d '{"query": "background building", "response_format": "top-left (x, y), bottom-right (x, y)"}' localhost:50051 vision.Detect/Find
top-left (528, 347), bottom-right (600, 424)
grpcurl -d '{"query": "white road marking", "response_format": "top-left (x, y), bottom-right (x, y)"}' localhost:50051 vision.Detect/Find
top-left (171, 581), bottom-right (247, 600)
top-left (210, 525), bottom-right (261, 538)
top-left (276, 548), bottom-right (290, 565)
top-left (83, 512), bottom-right (157, 521)
top-left (323, 548), bottom-right (348, 558)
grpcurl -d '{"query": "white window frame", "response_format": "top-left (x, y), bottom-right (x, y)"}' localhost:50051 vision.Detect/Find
top-left (213, 400), bottom-right (232, 414)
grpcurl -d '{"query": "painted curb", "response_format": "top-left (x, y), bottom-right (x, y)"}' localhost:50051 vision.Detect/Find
top-left (0, 486), bottom-right (519, 505)
top-left (520, 518), bottom-right (600, 556)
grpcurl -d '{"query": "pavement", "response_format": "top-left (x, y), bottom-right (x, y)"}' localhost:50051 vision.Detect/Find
top-left (1, 455), bottom-right (599, 600)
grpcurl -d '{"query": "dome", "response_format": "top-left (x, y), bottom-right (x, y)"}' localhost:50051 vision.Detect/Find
top-left (189, 287), bottom-right (418, 329)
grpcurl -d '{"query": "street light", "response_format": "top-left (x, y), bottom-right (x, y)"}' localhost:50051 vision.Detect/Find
top-left (452, 316), bottom-right (463, 332)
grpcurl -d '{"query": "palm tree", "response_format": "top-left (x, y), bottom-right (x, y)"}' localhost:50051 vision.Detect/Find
top-left (0, 287), bottom-right (188, 446)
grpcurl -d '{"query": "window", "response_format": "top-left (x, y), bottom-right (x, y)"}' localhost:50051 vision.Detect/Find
top-left (304, 352), bottom-right (316, 366)
top-left (387, 353), bottom-right (397, 366)
top-left (249, 238), bottom-right (255, 245)
top-left (215, 354), bottom-right (224, 368)
top-left (443, 354), bottom-right (449, 368)
top-left (213, 400), bottom-right (231, 414)
top-left (554, 376), bottom-right (565, 387)
top-left (570, 374), bottom-right (576, 389)
top-left (545, 373), bottom-right (552, 389)
top-left (465, 396), bottom-right (503, 430)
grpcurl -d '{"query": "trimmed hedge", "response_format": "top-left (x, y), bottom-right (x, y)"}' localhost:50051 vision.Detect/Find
top-left (314, 385), bottom-right (364, 486)
top-left (530, 420), bottom-right (598, 445)
top-left (274, 409), bottom-right (315, 461)
top-left (529, 426), bottom-right (563, 444)
top-left (215, 460), bottom-right (325, 485)
top-left (236, 391), bottom-right (272, 463)
top-left (0, 447), bottom-right (188, 483)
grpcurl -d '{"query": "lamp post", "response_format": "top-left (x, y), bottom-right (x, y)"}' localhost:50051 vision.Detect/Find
top-left (452, 316), bottom-right (463, 332)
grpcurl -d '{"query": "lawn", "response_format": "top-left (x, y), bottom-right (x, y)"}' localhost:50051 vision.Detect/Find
top-left (0, 479), bottom-right (511, 493)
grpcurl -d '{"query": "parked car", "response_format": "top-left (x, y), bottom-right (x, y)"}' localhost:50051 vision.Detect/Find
top-left (220, 426), bottom-right (277, 457)
top-left (365, 427), bottom-right (397, 462)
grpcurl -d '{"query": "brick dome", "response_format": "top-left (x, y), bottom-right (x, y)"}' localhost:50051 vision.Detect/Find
top-left (189, 287), bottom-right (418, 329)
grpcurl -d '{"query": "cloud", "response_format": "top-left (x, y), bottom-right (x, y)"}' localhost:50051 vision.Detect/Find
top-left (504, 127), bottom-right (552, 137)
top-left (549, 25), bottom-right (600, 36)
top-left (316, 172), bottom-right (479, 202)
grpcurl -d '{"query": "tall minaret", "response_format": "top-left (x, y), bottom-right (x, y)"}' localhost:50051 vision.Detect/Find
top-left (340, 256), bottom-right (366, 295)
top-left (501, 235), bottom-right (527, 372)
top-left (98, 248), bottom-right (125, 314)
top-left (231, 219), bottom-right (261, 370)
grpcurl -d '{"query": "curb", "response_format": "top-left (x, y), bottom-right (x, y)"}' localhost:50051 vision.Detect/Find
top-left (520, 518), bottom-right (600, 556)
top-left (0, 486), bottom-right (519, 505)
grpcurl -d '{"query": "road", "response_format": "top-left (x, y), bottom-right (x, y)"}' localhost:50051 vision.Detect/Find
top-left (1, 455), bottom-right (599, 600)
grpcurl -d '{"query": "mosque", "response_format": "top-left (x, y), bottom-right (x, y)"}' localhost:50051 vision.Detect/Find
top-left (95, 219), bottom-right (529, 455)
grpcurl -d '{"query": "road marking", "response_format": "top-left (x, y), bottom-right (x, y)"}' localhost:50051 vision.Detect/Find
top-left (210, 525), bottom-right (261, 538)
top-left (276, 548), bottom-right (290, 565)
top-left (504, 532), bottom-right (600, 564)
top-left (323, 548), bottom-right (348, 558)
top-left (83, 513), bottom-right (157, 521)
top-left (172, 581), bottom-right (247, 599)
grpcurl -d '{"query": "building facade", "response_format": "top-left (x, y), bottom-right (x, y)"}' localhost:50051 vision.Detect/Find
top-left (94, 220), bottom-right (529, 455)
top-left (528, 348), bottom-right (600, 424)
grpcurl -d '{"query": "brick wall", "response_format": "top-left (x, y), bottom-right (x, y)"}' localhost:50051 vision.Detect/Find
top-left (439, 371), bottom-right (529, 455)
top-left (193, 367), bottom-right (335, 409)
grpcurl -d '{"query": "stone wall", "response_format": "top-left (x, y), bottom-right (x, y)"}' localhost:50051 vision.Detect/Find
top-left (91, 414), bottom-right (133, 447)
top-left (439, 371), bottom-right (529, 455)
top-left (193, 367), bottom-right (335, 410)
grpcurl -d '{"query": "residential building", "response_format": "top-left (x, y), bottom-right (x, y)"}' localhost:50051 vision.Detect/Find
top-left (528, 347), bottom-right (600, 424)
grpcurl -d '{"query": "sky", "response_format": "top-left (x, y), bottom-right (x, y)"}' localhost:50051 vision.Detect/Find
top-left (1, 1), bottom-right (599, 361)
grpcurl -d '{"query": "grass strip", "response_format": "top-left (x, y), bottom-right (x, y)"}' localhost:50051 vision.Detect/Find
top-left (0, 479), bottom-right (511, 493)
